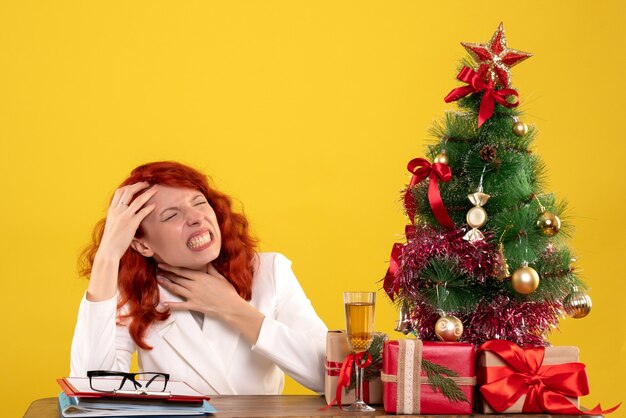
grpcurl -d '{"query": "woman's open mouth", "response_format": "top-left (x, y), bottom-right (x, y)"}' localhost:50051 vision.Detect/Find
top-left (186, 230), bottom-right (213, 251)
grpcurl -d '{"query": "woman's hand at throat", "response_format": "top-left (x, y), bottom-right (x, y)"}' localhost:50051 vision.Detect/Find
top-left (156, 263), bottom-right (264, 344)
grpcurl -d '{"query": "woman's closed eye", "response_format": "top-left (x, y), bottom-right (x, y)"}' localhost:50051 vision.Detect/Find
top-left (162, 212), bottom-right (178, 221)
top-left (191, 194), bottom-right (208, 206)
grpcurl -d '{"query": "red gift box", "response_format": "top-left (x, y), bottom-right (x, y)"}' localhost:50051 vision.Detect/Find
top-left (477, 340), bottom-right (579, 414)
top-left (382, 339), bottom-right (475, 415)
top-left (477, 340), bottom-right (620, 415)
top-left (324, 330), bottom-right (383, 406)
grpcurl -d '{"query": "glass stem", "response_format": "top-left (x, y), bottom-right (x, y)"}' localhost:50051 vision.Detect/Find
top-left (355, 359), bottom-right (364, 403)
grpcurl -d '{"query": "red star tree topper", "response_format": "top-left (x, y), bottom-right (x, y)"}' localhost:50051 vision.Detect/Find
top-left (461, 22), bottom-right (532, 88)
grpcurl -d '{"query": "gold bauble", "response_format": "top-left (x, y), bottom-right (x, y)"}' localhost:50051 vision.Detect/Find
top-left (511, 265), bottom-right (540, 294)
top-left (433, 152), bottom-right (449, 165)
top-left (512, 121), bottom-right (528, 137)
top-left (466, 206), bottom-right (488, 228)
top-left (537, 211), bottom-right (561, 236)
top-left (563, 291), bottom-right (592, 318)
top-left (435, 315), bottom-right (463, 342)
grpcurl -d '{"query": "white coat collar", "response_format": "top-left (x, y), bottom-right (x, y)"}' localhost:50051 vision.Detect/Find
top-left (156, 285), bottom-right (239, 395)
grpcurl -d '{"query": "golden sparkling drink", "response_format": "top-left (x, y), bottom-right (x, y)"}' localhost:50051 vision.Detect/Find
top-left (345, 302), bottom-right (374, 352)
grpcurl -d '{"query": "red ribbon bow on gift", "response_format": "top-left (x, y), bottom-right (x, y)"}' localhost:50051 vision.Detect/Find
top-left (479, 340), bottom-right (620, 415)
top-left (324, 352), bottom-right (372, 410)
top-left (444, 66), bottom-right (520, 128)
top-left (404, 158), bottom-right (455, 230)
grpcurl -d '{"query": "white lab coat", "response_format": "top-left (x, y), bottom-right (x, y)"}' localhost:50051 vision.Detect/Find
top-left (70, 252), bottom-right (328, 395)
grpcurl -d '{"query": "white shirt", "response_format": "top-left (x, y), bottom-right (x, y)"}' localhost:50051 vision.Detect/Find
top-left (70, 252), bottom-right (328, 395)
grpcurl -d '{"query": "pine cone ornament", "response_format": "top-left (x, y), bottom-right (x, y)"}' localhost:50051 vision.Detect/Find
top-left (480, 145), bottom-right (497, 162)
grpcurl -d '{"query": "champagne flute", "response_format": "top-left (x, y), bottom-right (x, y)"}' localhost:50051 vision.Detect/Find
top-left (343, 291), bottom-right (376, 412)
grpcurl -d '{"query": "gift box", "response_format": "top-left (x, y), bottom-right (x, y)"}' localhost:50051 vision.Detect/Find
top-left (324, 330), bottom-right (383, 406)
top-left (477, 339), bottom-right (583, 414)
top-left (381, 339), bottom-right (475, 414)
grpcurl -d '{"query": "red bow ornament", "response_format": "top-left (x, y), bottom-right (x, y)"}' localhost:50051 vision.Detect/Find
top-left (383, 226), bottom-right (416, 300)
top-left (444, 66), bottom-right (520, 128)
top-left (404, 158), bottom-right (455, 230)
top-left (478, 340), bottom-right (620, 415)
top-left (324, 352), bottom-right (373, 409)
top-left (382, 243), bottom-right (402, 300)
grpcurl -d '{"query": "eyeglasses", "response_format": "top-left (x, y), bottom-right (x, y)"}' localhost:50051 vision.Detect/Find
top-left (87, 370), bottom-right (170, 396)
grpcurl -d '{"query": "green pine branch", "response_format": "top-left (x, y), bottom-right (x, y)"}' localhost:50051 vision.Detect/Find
top-left (418, 257), bottom-right (500, 313)
top-left (421, 359), bottom-right (470, 404)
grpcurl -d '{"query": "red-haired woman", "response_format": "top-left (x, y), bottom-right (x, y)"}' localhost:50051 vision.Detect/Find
top-left (70, 161), bottom-right (328, 395)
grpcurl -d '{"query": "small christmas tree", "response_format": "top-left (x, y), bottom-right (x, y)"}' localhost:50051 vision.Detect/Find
top-left (383, 23), bottom-right (592, 347)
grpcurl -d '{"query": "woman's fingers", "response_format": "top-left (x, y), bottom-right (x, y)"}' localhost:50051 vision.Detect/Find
top-left (156, 263), bottom-right (241, 318)
top-left (134, 204), bottom-right (156, 223)
top-left (157, 268), bottom-right (190, 283)
top-left (162, 301), bottom-right (190, 311)
top-left (99, 182), bottom-right (157, 260)
top-left (127, 185), bottom-right (158, 214)
top-left (111, 187), bottom-right (125, 207)
top-left (157, 274), bottom-right (191, 297)
top-left (114, 181), bottom-right (151, 208)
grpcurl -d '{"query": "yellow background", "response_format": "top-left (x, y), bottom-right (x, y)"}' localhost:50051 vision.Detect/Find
top-left (1, 1), bottom-right (624, 416)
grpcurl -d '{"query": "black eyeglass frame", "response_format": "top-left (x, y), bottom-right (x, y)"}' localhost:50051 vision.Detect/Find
top-left (87, 370), bottom-right (170, 394)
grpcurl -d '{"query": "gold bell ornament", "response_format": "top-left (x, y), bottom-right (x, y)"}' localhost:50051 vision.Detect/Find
top-left (511, 262), bottom-right (540, 295)
top-left (463, 185), bottom-right (490, 242)
top-left (512, 116), bottom-right (528, 137)
top-left (495, 242), bottom-right (511, 280)
top-left (435, 314), bottom-right (464, 342)
top-left (563, 286), bottom-right (592, 318)
top-left (394, 303), bottom-right (413, 335)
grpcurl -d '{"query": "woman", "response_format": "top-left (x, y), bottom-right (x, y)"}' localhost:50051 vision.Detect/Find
top-left (70, 161), bottom-right (328, 395)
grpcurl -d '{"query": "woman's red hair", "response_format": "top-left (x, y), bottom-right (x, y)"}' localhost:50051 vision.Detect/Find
top-left (79, 161), bottom-right (258, 349)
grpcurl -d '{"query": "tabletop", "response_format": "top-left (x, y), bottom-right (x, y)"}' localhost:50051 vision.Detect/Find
top-left (24, 395), bottom-right (601, 418)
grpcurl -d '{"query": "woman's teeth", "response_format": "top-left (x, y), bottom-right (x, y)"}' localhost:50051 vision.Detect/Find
top-left (187, 231), bottom-right (211, 249)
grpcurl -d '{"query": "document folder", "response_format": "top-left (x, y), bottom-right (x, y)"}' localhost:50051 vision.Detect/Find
top-left (58, 377), bottom-right (210, 403)
top-left (58, 392), bottom-right (216, 417)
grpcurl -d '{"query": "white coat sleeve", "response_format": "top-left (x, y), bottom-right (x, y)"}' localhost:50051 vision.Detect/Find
top-left (251, 254), bottom-right (327, 393)
top-left (70, 293), bottom-right (136, 376)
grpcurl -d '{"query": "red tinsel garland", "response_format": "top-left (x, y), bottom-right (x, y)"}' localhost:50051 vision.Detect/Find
top-left (384, 224), bottom-right (566, 346)
top-left (384, 225), bottom-right (499, 300)
top-left (407, 295), bottom-right (561, 347)
top-left (399, 225), bottom-right (499, 289)
top-left (464, 296), bottom-right (561, 346)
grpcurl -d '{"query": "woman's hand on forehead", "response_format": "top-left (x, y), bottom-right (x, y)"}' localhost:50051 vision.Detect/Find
top-left (99, 182), bottom-right (159, 260)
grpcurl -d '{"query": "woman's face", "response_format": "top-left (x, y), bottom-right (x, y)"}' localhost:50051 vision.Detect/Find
top-left (132, 185), bottom-right (222, 270)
